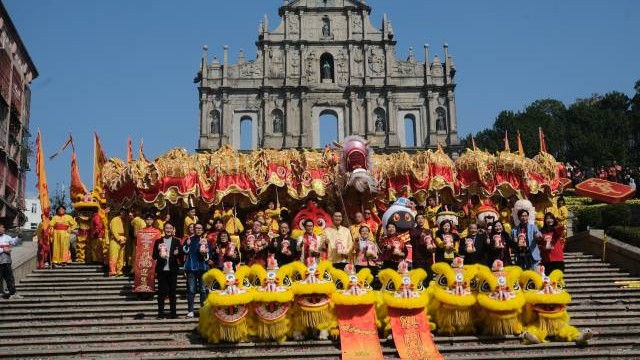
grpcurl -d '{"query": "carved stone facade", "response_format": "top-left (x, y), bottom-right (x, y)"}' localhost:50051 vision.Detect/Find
top-left (196, 0), bottom-right (459, 153)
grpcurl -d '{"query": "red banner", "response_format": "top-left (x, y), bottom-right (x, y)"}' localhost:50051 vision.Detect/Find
top-left (388, 307), bottom-right (443, 360)
top-left (575, 178), bottom-right (636, 204)
top-left (134, 227), bottom-right (161, 293)
top-left (335, 304), bottom-right (383, 360)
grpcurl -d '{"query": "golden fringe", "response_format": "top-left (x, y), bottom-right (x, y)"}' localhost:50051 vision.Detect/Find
top-left (538, 315), bottom-right (566, 337)
top-left (217, 320), bottom-right (249, 343)
top-left (435, 307), bottom-right (475, 335)
top-left (255, 318), bottom-right (290, 343)
top-left (482, 316), bottom-right (523, 336)
top-left (295, 308), bottom-right (333, 329)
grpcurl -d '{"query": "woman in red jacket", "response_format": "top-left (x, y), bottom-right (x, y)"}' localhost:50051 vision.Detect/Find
top-left (539, 212), bottom-right (565, 275)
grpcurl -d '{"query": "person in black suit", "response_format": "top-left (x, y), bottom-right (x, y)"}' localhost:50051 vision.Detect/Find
top-left (458, 223), bottom-right (488, 265)
top-left (152, 222), bottom-right (183, 319)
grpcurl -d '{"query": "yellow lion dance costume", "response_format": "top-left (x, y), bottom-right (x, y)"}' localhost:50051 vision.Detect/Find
top-left (520, 265), bottom-right (593, 344)
top-left (248, 255), bottom-right (294, 343)
top-left (377, 261), bottom-right (430, 337)
top-left (289, 258), bottom-right (337, 340)
top-left (199, 262), bottom-right (253, 343)
top-left (429, 257), bottom-right (478, 335)
top-left (475, 260), bottom-right (526, 336)
top-left (330, 263), bottom-right (380, 330)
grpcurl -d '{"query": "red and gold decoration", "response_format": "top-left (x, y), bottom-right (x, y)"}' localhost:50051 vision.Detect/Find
top-left (575, 178), bottom-right (636, 204)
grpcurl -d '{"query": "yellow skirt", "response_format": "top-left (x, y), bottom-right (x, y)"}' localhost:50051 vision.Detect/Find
top-left (52, 230), bottom-right (72, 264)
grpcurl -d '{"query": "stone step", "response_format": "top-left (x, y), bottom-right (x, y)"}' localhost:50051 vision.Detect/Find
top-left (0, 317), bottom-right (198, 331)
top-left (1, 338), bottom-right (635, 360)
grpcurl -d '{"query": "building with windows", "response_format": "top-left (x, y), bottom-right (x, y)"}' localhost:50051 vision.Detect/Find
top-left (0, 1), bottom-right (38, 227)
top-left (196, 0), bottom-right (459, 154)
top-left (22, 195), bottom-right (41, 230)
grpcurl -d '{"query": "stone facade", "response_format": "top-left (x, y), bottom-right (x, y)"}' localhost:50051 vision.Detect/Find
top-left (196, 0), bottom-right (459, 153)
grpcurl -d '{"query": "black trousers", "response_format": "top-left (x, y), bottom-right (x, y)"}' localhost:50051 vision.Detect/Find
top-left (0, 263), bottom-right (16, 296)
top-left (543, 261), bottom-right (565, 275)
top-left (156, 271), bottom-right (177, 316)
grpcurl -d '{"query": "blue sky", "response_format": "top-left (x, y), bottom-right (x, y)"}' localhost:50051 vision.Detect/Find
top-left (4, 0), bottom-right (638, 197)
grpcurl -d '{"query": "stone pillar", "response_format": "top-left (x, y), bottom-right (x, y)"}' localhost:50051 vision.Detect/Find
top-left (387, 92), bottom-right (399, 147)
top-left (284, 91), bottom-right (291, 148)
top-left (222, 45), bottom-right (229, 87)
top-left (364, 91), bottom-right (372, 137)
top-left (221, 94), bottom-right (230, 147)
top-left (349, 92), bottom-right (357, 135)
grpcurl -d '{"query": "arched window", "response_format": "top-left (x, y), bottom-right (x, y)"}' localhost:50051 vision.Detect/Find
top-left (320, 53), bottom-right (334, 82)
top-left (272, 109), bottom-right (284, 134)
top-left (436, 107), bottom-right (447, 132)
top-left (404, 114), bottom-right (416, 147)
top-left (239, 116), bottom-right (253, 151)
top-left (373, 108), bottom-right (386, 133)
top-left (319, 109), bottom-right (338, 148)
top-left (210, 110), bottom-right (221, 134)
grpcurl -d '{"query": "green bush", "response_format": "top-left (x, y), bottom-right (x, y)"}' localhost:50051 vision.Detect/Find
top-left (574, 201), bottom-right (640, 231)
top-left (574, 206), bottom-right (603, 231)
top-left (606, 226), bottom-right (640, 248)
top-left (601, 203), bottom-right (632, 228)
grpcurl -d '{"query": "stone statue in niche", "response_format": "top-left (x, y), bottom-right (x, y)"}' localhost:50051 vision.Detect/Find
top-left (322, 60), bottom-right (332, 80)
top-left (273, 111), bottom-right (283, 133)
top-left (436, 108), bottom-right (447, 131)
top-left (321, 18), bottom-right (331, 38)
top-left (210, 110), bottom-right (221, 134)
top-left (375, 112), bottom-right (386, 132)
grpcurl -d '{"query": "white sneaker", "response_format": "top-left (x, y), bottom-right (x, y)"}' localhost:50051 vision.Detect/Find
top-left (186, 312), bottom-right (194, 318)
top-left (9, 294), bottom-right (24, 300)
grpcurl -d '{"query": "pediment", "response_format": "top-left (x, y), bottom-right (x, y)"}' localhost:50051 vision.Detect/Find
top-left (283, 0), bottom-right (369, 11)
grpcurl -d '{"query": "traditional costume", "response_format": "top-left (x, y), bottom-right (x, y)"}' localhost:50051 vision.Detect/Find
top-left (50, 212), bottom-right (77, 266)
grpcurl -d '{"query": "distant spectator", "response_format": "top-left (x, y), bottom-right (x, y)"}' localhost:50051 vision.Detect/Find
top-left (0, 224), bottom-right (23, 299)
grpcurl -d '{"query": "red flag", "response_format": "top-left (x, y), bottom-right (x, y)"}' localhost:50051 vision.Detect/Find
top-left (539, 127), bottom-right (547, 153)
top-left (127, 137), bottom-right (133, 163)
top-left (70, 149), bottom-right (89, 202)
top-left (49, 133), bottom-right (73, 160)
top-left (139, 139), bottom-right (149, 162)
top-left (92, 132), bottom-right (108, 201)
top-left (503, 130), bottom-right (510, 152)
top-left (516, 130), bottom-right (525, 156)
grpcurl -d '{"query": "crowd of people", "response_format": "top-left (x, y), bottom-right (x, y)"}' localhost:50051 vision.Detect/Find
top-left (29, 195), bottom-right (569, 319)
top-left (565, 160), bottom-right (638, 191)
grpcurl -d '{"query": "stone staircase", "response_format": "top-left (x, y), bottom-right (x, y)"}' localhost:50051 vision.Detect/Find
top-left (1, 252), bottom-right (639, 359)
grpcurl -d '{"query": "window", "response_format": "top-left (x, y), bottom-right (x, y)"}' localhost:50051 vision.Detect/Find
top-left (404, 114), bottom-right (416, 147)
top-left (239, 116), bottom-right (253, 150)
top-left (31, 203), bottom-right (37, 213)
top-left (319, 110), bottom-right (338, 148)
